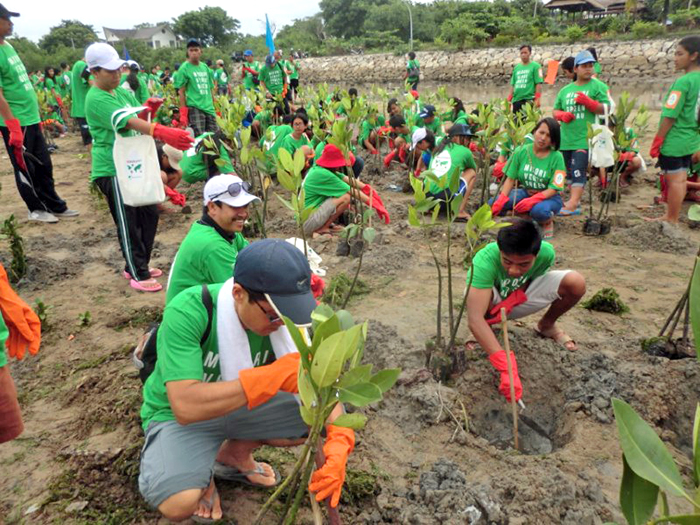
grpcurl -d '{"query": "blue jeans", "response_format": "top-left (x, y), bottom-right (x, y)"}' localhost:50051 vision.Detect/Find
top-left (489, 189), bottom-right (563, 223)
top-left (352, 155), bottom-right (364, 178)
top-left (562, 149), bottom-right (589, 188)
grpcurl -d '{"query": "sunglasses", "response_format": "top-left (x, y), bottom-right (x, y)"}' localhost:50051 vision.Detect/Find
top-left (208, 181), bottom-right (252, 202)
top-left (254, 300), bottom-right (282, 324)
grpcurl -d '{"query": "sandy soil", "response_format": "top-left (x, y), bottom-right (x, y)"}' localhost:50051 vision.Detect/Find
top-left (0, 106), bottom-right (699, 525)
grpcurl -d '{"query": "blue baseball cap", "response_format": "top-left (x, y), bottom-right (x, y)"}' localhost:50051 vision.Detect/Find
top-left (243, 49), bottom-right (253, 56)
top-left (265, 54), bottom-right (275, 66)
top-left (574, 50), bottom-right (596, 67)
top-left (234, 239), bottom-right (316, 326)
top-left (419, 104), bottom-right (436, 119)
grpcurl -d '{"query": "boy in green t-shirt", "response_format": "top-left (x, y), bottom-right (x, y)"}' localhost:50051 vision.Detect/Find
top-left (508, 45), bottom-right (543, 116)
top-left (175, 38), bottom-right (217, 137)
top-left (259, 53), bottom-right (289, 116)
top-left (138, 239), bottom-right (354, 523)
top-left (404, 51), bottom-right (420, 90)
top-left (466, 219), bottom-right (585, 403)
top-left (284, 52), bottom-right (300, 103)
top-left (213, 59), bottom-right (229, 96)
top-left (241, 50), bottom-right (260, 91)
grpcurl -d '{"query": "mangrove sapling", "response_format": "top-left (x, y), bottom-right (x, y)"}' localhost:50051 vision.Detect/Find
top-left (470, 102), bottom-right (509, 206)
top-left (1, 215), bottom-right (27, 283)
top-left (34, 299), bottom-right (52, 332)
top-left (611, 398), bottom-right (700, 524)
top-left (254, 305), bottom-right (400, 525)
top-left (276, 148), bottom-right (313, 258)
top-left (408, 174), bottom-right (508, 378)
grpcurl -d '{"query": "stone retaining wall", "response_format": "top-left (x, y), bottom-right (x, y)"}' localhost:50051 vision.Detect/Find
top-left (298, 39), bottom-right (678, 85)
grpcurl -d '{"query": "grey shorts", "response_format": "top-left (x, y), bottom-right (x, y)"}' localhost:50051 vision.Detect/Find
top-left (490, 270), bottom-right (571, 320)
top-left (138, 392), bottom-right (307, 509)
top-left (303, 198), bottom-right (337, 236)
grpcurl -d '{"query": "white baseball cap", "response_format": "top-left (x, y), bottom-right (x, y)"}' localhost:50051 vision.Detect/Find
top-left (85, 43), bottom-right (126, 71)
top-left (412, 127), bottom-right (428, 149)
top-left (162, 144), bottom-right (183, 171)
top-left (203, 174), bottom-right (260, 208)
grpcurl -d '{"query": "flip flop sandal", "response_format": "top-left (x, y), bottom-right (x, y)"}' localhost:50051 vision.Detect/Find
top-left (129, 279), bottom-right (163, 293)
top-left (191, 483), bottom-right (224, 524)
top-left (213, 461), bottom-right (281, 488)
top-left (534, 327), bottom-right (577, 351)
top-left (542, 223), bottom-right (554, 239)
top-left (557, 208), bottom-right (581, 217)
top-left (122, 268), bottom-right (163, 280)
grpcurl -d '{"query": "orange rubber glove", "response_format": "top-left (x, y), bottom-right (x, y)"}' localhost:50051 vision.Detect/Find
top-left (650, 135), bottom-right (664, 159)
top-left (309, 425), bottom-right (356, 508)
top-left (238, 352), bottom-right (300, 409)
top-left (0, 264), bottom-right (41, 360)
top-left (138, 97), bottom-right (164, 121)
top-left (488, 350), bottom-right (522, 402)
top-left (514, 192), bottom-right (548, 214)
top-left (574, 92), bottom-right (601, 113)
top-left (490, 192), bottom-right (509, 217)
top-left (151, 124), bottom-right (195, 151)
top-left (553, 110), bottom-right (575, 124)
top-left (492, 160), bottom-right (506, 180)
top-left (179, 106), bottom-right (189, 128)
top-left (485, 289), bottom-right (528, 325)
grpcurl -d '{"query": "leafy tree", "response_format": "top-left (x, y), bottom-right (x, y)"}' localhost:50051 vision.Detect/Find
top-left (438, 13), bottom-right (489, 48)
top-left (173, 7), bottom-right (241, 47)
top-left (276, 15), bottom-right (326, 54)
top-left (38, 20), bottom-right (97, 54)
top-left (9, 37), bottom-right (45, 72)
top-left (320, 0), bottom-right (387, 39)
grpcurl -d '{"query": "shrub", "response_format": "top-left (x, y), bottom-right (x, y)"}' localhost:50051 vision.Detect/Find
top-left (608, 14), bottom-right (634, 34)
top-left (669, 7), bottom-right (700, 28)
top-left (565, 25), bottom-right (585, 43)
top-left (631, 21), bottom-right (665, 39)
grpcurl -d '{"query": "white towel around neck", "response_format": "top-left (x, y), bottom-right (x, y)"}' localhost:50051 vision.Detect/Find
top-left (216, 278), bottom-right (298, 381)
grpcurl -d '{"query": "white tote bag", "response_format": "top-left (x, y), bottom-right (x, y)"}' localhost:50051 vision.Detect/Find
top-left (112, 107), bottom-right (165, 207)
top-left (590, 108), bottom-right (615, 169)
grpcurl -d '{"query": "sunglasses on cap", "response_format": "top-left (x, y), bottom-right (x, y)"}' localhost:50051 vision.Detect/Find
top-left (208, 181), bottom-right (252, 201)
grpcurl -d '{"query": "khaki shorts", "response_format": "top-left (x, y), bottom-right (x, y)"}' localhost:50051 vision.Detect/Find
top-left (303, 198), bottom-right (337, 236)
top-left (0, 365), bottom-right (24, 444)
top-left (490, 270), bottom-right (571, 320)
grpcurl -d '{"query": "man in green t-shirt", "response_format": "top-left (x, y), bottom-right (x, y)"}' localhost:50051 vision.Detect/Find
top-left (213, 59), bottom-right (229, 96)
top-left (138, 239), bottom-right (354, 523)
top-left (175, 38), bottom-right (217, 137)
top-left (259, 54), bottom-right (289, 116)
top-left (404, 51), bottom-right (420, 90)
top-left (284, 52), bottom-right (300, 103)
top-left (241, 49), bottom-right (260, 91)
top-left (466, 219), bottom-right (585, 403)
top-left (165, 174), bottom-right (258, 304)
top-left (71, 58), bottom-right (92, 148)
top-left (508, 45), bottom-right (543, 116)
top-left (0, 5), bottom-right (77, 223)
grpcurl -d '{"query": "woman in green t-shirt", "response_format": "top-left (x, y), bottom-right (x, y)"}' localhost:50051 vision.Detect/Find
top-left (649, 36), bottom-right (700, 224)
top-left (280, 111), bottom-right (312, 157)
top-left (84, 43), bottom-right (193, 293)
top-left (490, 118), bottom-right (566, 239)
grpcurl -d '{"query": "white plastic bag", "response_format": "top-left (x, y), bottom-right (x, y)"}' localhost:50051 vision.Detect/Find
top-left (590, 109), bottom-right (615, 169)
top-left (112, 107), bottom-right (165, 207)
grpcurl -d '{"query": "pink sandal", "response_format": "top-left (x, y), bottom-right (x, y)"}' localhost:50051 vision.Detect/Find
top-left (129, 278), bottom-right (163, 293)
top-left (123, 268), bottom-right (163, 280)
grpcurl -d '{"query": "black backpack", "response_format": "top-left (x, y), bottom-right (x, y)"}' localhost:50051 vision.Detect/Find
top-left (138, 285), bottom-right (214, 384)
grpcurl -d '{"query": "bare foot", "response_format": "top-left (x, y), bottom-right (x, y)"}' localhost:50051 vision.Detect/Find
top-left (194, 478), bottom-right (222, 521)
top-left (643, 215), bottom-right (678, 224)
top-left (536, 322), bottom-right (577, 351)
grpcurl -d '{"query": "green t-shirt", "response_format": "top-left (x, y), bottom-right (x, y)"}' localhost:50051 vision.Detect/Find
top-left (303, 165), bottom-right (350, 209)
top-left (621, 127), bottom-right (639, 153)
top-left (56, 72), bottom-right (67, 97)
top-left (284, 60), bottom-right (299, 80)
top-left (253, 108), bottom-right (271, 128)
top-left (44, 77), bottom-right (58, 105)
top-left (259, 63), bottom-right (286, 95)
top-left (264, 124), bottom-right (293, 157)
top-left (180, 134), bottom-right (235, 184)
top-left (499, 133), bottom-right (534, 158)
top-left (71, 60), bottom-right (90, 118)
top-left (594, 62), bottom-right (602, 76)
top-left (174, 61), bottom-right (215, 115)
top-left (511, 61), bottom-right (543, 103)
top-left (415, 116), bottom-right (444, 137)
top-left (280, 133), bottom-right (310, 155)
top-left (242, 61), bottom-right (260, 90)
top-left (166, 221), bottom-right (248, 304)
top-left (0, 314), bottom-right (8, 368)
top-left (504, 144), bottom-right (567, 192)
top-left (0, 42), bottom-right (40, 126)
top-left (140, 283), bottom-right (273, 430)
top-left (427, 143), bottom-right (476, 194)
top-left (659, 71), bottom-right (700, 157)
top-left (85, 86), bottom-right (140, 181)
top-left (406, 59), bottom-right (420, 82)
top-left (553, 78), bottom-right (610, 151)
top-left (467, 241), bottom-right (556, 299)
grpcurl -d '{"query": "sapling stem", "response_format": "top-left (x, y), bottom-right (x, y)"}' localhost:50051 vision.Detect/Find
top-left (501, 308), bottom-right (519, 451)
top-left (428, 243), bottom-right (443, 353)
top-left (446, 202), bottom-right (455, 338)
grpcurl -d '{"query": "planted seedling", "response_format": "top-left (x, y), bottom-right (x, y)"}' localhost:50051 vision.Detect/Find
top-left (34, 299), bottom-right (52, 332)
top-left (276, 147), bottom-right (314, 257)
top-left (77, 311), bottom-right (92, 328)
top-left (581, 288), bottom-right (630, 314)
top-left (470, 101), bottom-right (509, 206)
top-left (1, 214), bottom-right (27, 283)
top-left (254, 304), bottom-right (400, 525)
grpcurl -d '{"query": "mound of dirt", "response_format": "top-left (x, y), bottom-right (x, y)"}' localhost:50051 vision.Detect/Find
top-left (608, 221), bottom-right (694, 254)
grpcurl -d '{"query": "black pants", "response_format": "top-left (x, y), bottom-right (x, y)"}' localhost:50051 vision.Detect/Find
top-left (94, 176), bottom-right (159, 281)
top-left (0, 123), bottom-right (67, 214)
top-left (512, 99), bottom-right (533, 117)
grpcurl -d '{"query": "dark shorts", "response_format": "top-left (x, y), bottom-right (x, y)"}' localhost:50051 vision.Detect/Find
top-left (0, 365), bottom-right (24, 444)
top-left (75, 117), bottom-right (92, 146)
top-left (289, 78), bottom-right (299, 91)
top-left (512, 99), bottom-right (533, 115)
top-left (659, 153), bottom-right (692, 174)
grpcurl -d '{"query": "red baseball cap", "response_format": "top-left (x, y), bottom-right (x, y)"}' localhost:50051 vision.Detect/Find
top-left (316, 144), bottom-right (352, 169)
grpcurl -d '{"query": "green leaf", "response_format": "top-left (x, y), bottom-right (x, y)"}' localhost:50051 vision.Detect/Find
top-left (337, 364), bottom-right (373, 389)
top-left (335, 310), bottom-right (355, 330)
top-left (363, 227), bottom-right (376, 244)
top-left (311, 331), bottom-right (350, 387)
top-left (300, 405), bottom-right (316, 426)
top-left (281, 316), bottom-right (311, 367)
top-left (298, 367), bottom-right (317, 408)
top-left (278, 148), bottom-right (294, 172)
top-left (340, 324), bottom-right (364, 362)
top-left (693, 403), bottom-right (700, 487)
top-left (276, 166), bottom-right (296, 193)
top-left (240, 148), bottom-right (250, 166)
top-left (369, 368), bottom-right (401, 394)
top-left (311, 303), bottom-right (335, 331)
top-left (690, 205), bottom-right (700, 222)
top-left (312, 314), bottom-right (341, 351)
top-left (620, 454), bottom-right (658, 525)
top-left (612, 398), bottom-right (687, 498)
top-left (332, 413), bottom-right (367, 430)
top-left (300, 207), bottom-right (315, 222)
top-left (663, 516), bottom-right (700, 524)
top-left (337, 382), bottom-right (383, 407)
top-left (408, 206), bottom-right (421, 227)
top-left (275, 194), bottom-right (296, 212)
top-left (293, 148), bottom-right (306, 175)
top-left (690, 257), bottom-right (700, 364)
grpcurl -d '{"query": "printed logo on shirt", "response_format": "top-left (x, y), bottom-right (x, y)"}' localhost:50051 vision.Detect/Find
top-left (665, 90), bottom-right (681, 110)
top-left (553, 170), bottom-right (566, 190)
top-left (432, 150), bottom-right (453, 177)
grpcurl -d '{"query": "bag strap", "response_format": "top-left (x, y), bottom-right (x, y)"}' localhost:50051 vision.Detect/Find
top-left (111, 106), bottom-right (147, 134)
top-left (200, 284), bottom-right (214, 346)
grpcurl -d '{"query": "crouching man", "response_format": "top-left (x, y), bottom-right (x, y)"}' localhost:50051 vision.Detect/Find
top-left (138, 239), bottom-right (353, 522)
top-left (466, 219), bottom-right (586, 402)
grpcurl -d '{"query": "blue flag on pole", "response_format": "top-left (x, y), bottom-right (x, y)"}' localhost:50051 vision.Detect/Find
top-left (122, 45), bottom-right (130, 61)
top-left (265, 14), bottom-right (275, 56)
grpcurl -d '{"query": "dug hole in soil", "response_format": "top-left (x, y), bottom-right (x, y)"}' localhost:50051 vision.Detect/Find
top-left (1, 117), bottom-right (700, 524)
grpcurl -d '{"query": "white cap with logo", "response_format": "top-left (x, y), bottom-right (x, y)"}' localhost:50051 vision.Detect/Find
top-left (85, 43), bottom-right (126, 71)
top-left (203, 174), bottom-right (260, 208)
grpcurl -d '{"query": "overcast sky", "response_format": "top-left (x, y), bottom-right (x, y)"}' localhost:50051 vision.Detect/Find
top-left (11, 1), bottom-right (322, 42)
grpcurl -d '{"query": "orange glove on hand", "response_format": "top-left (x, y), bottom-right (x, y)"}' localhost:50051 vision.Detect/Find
top-left (309, 425), bottom-right (355, 508)
top-left (488, 350), bottom-right (522, 402)
top-left (179, 106), bottom-right (189, 128)
top-left (650, 135), bottom-right (664, 159)
top-left (238, 352), bottom-right (300, 409)
top-left (138, 97), bottom-right (164, 121)
top-left (151, 124), bottom-right (195, 151)
top-left (553, 110), bottom-right (575, 124)
top-left (485, 289), bottom-right (528, 325)
top-left (0, 264), bottom-right (41, 360)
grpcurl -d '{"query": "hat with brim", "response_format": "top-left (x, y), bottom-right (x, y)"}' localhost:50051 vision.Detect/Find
top-left (203, 174), bottom-right (260, 207)
top-left (317, 144), bottom-right (352, 169)
top-left (0, 4), bottom-right (20, 17)
top-left (448, 123), bottom-right (474, 137)
top-left (187, 38), bottom-right (201, 48)
top-left (162, 144), bottom-right (183, 171)
top-left (243, 50), bottom-right (253, 56)
top-left (419, 104), bottom-right (435, 119)
top-left (412, 127), bottom-right (428, 149)
top-left (574, 50), bottom-right (596, 67)
top-left (85, 43), bottom-right (126, 71)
